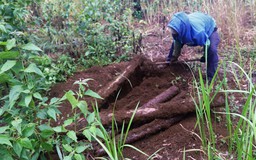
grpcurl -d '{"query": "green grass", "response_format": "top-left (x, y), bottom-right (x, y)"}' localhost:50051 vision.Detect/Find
top-left (191, 58), bottom-right (256, 159)
top-left (91, 101), bottom-right (163, 160)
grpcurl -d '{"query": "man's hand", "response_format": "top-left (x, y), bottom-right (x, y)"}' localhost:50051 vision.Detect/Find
top-left (169, 56), bottom-right (178, 64)
top-left (170, 58), bottom-right (178, 63)
top-left (200, 56), bottom-right (205, 63)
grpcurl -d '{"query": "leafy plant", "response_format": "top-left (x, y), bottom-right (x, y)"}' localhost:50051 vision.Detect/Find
top-left (31, 54), bottom-right (77, 84)
top-left (28, 0), bottom-right (139, 68)
top-left (0, 38), bottom-right (62, 159)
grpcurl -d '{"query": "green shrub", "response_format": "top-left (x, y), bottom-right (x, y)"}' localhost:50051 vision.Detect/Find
top-left (28, 0), bottom-right (140, 67)
top-left (31, 54), bottom-right (77, 85)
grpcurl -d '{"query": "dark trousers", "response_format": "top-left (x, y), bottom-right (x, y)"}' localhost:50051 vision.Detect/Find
top-left (207, 30), bottom-right (220, 80)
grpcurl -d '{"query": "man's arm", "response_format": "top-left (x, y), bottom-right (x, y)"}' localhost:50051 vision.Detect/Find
top-left (167, 41), bottom-right (174, 62)
top-left (167, 40), bottom-right (183, 63)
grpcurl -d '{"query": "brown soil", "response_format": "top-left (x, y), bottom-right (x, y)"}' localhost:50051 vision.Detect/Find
top-left (49, 24), bottom-right (233, 159)
top-left (49, 55), bottom-right (229, 159)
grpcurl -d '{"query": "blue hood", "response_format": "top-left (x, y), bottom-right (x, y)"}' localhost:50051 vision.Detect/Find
top-left (168, 12), bottom-right (216, 46)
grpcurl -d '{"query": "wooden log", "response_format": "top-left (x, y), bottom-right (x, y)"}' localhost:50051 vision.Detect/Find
top-left (101, 85), bottom-right (180, 125)
top-left (140, 85), bottom-right (179, 109)
top-left (95, 115), bottom-right (185, 156)
top-left (124, 115), bottom-right (185, 144)
top-left (97, 55), bottom-right (144, 109)
top-left (101, 91), bottom-right (225, 126)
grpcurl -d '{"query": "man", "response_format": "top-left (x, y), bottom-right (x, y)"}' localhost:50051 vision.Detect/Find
top-left (167, 11), bottom-right (220, 82)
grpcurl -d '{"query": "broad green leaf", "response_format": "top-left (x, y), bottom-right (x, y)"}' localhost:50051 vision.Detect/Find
top-left (89, 125), bottom-right (96, 135)
top-left (22, 123), bottom-right (35, 137)
top-left (0, 126), bottom-right (9, 134)
top-left (0, 147), bottom-right (13, 160)
top-left (74, 154), bottom-right (83, 160)
top-left (25, 94), bottom-right (32, 107)
top-left (11, 118), bottom-right (22, 135)
top-left (0, 135), bottom-right (12, 146)
top-left (63, 155), bottom-right (72, 160)
top-left (77, 101), bottom-right (88, 116)
top-left (0, 25), bottom-right (7, 33)
top-left (9, 85), bottom-right (23, 107)
top-left (11, 61), bottom-right (23, 74)
top-left (65, 91), bottom-right (78, 109)
top-left (24, 63), bottom-right (44, 77)
top-left (13, 142), bottom-right (22, 157)
top-left (0, 60), bottom-right (16, 74)
top-left (31, 151), bottom-right (40, 160)
top-left (53, 126), bottom-right (65, 133)
top-left (6, 38), bottom-right (16, 51)
top-left (0, 73), bottom-right (10, 83)
top-left (38, 124), bottom-right (54, 138)
top-left (38, 124), bottom-right (52, 131)
top-left (82, 129), bottom-right (91, 142)
top-left (22, 89), bottom-right (30, 94)
top-left (95, 128), bottom-right (105, 139)
top-left (42, 142), bottom-right (53, 151)
top-left (19, 137), bottom-right (33, 149)
top-left (40, 130), bottom-right (54, 139)
top-left (18, 98), bottom-right (26, 107)
top-left (63, 118), bottom-right (73, 127)
top-left (9, 85), bottom-right (23, 99)
top-left (33, 92), bottom-right (42, 100)
top-left (63, 144), bottom-right (73, 152)
top-left (67, 131), bottom-right (77, 142)
top-left (20, 149), bottom-right (29, 159)
top-left (84, 89), bottom-right (103, 99)
top-left (0, 51), bottom-right (19, 59)
top-left (21, 43), bottom-right (42, 51)
top-left (0, 108), bottom-right (4, 116)
top-left (75, 146), bottom-right (87, 154)
top-left (47, 108), bottom-right (57, 121)
top-left (87, 112), bottom-right (95, 124)
top-left (50, 97), bottom-right (59, 105)
top-left (37, 110), bottom-right (47, 119)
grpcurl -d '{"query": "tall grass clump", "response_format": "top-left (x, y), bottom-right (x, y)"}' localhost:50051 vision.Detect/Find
top-left (220, 60), bottom-right (256, 159)
top-left (191, 65), bottom-right (225, 158)
top-left (191, 57), bottom-right (255, 159)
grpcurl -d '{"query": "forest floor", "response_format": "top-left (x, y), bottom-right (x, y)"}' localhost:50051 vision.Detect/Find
top-left (49, 24), bottom-right (245, 159)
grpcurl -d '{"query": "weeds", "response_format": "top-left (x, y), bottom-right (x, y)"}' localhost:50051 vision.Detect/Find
top-left (28, 0), bottom-right (140, 67)
top-left (1, 0), bottom-right (256, 159)
top-left (191, 57), bottom-right (256, 159)
top-left (31, 54), bottom-right (77, 84)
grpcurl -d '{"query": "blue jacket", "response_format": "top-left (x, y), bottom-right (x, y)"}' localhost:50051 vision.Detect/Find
top-left (168, 12), bottom-right (216, 46)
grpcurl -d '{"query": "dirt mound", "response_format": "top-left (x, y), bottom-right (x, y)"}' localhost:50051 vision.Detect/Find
top-left (49, 55), bottom-right (227, 159)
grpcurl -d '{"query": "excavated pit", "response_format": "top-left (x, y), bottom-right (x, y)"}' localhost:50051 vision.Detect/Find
top-left (49, 55), bottom-right (225, 159)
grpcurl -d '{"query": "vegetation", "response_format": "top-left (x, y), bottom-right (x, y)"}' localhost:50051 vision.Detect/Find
top-left (0, 0), bottom-right (255, 159)
top-left (135, 0), bottom-right (256, 158)
top-left (0, 0), bottom-right (141, 159)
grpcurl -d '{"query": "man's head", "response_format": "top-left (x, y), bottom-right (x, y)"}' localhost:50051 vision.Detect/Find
top-left (171, 28), bottom-right (178, 40)
top-left (171, 28), bottom-right (178, 35)
top-left (167, 12), bottom-right (191, 43)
